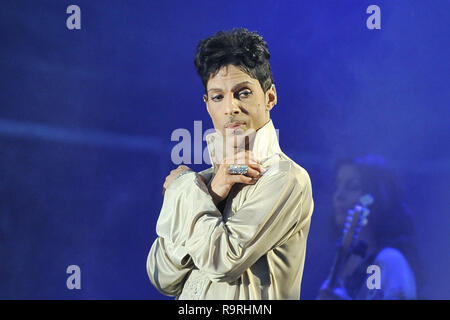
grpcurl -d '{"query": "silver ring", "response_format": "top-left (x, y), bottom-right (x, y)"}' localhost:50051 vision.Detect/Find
top-left (228, 164), bottom-right (249, 175)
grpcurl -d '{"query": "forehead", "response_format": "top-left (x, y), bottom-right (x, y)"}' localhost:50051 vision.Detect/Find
top-left (207, 65), bottom-right (257, 90)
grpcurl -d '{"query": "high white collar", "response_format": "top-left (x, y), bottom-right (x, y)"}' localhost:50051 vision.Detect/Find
top-left (205, 120), bottom-right (282, 172)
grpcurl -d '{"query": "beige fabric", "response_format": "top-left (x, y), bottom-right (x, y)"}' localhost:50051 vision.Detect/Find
top-left (146, 120), bottom-right (314, 299)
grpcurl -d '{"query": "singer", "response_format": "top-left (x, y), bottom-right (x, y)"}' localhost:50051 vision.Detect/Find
top-left (146, 28), bottom-right (314, 299)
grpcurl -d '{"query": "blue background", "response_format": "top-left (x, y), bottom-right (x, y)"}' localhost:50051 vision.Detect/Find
top-left (0, 0), bottom-right (448, 299)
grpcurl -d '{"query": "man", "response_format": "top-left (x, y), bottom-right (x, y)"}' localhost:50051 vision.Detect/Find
top-left (146, 28), bottom-right (314, 300)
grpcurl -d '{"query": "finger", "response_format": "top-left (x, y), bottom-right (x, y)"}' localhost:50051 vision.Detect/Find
top-left (247, 163), bottom-right (265, 173)
top-left (244, 166), bottom-right (261, 179)
top-left (227, 174), bottom-right (256, 185)
top-left (230, 149), bottom-right (252, 164)
top-left (243, 147), bottom-right (250, 164)
top-left (223, 163), bottom-right (264, 177)
top-left (235, 149), bottom-right (256, 160)
top-left (244, 134), bottom-right (251, 150)
top-left (235, 131), bottom-right (256, 150)
top-left (170, 165), bottom-right (189, 174)
top-left (244, 150), bottom-right (254, 165)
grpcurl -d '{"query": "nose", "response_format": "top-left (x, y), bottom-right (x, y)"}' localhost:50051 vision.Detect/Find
top-left (224, 95), bottom-right (241, 115)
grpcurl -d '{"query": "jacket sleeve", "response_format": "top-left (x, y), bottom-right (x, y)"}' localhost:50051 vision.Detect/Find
top-left (146, 236), bottom-right (193, 297)
top-left (146, 168), bottom-right (214, 296)
top-left (155, 161), bottom-right (314, 283)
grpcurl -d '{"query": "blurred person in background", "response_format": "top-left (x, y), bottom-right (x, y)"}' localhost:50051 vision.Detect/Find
top-left (317, 154), bottom-right (421, 300)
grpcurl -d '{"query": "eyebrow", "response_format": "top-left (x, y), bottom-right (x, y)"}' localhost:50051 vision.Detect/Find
top-left (207, 81), bottom-right (255, 93)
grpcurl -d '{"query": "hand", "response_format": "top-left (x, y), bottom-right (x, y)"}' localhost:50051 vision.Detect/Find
top-left (162, 165), bottom-right (191, 195)
top-left (208, 150), bottom-right (265, 206)
top-left (317, 278), bottom-right (352, 300)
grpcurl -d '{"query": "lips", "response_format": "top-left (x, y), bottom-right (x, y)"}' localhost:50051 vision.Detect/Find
top-left (226, 122), bottom-right (245, 129)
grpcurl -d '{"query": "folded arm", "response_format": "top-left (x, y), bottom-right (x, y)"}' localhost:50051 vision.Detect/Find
top-left (154, 163), bottom-right (313, 283)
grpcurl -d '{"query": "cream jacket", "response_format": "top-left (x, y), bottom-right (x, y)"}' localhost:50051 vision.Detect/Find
top-left (147, 120), bottom-right (314, 299)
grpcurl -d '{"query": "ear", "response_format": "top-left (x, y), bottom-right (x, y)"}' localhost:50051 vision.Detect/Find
top-left (203, 94), bottom-right (211, 115)
top-left (265, 84), bottom-right (277, 111)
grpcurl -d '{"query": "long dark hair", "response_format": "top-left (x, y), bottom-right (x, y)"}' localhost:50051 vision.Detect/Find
top-left (333, 154), bottom-right (423, 295)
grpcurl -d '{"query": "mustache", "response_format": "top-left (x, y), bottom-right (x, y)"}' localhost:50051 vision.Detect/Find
top-left (224, 118), bottom-right (247, 126)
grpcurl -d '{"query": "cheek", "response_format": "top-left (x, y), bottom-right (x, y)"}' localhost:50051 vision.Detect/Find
top-left (209, 111), bottom-right (227, 129)
top-left (254, 102), bottom-right (266, 116)
top-left (207, 106), bottom-right (219, 119)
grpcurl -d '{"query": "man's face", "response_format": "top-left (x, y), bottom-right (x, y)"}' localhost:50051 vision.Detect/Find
top-left (203, 65), bottom-right (277, 140)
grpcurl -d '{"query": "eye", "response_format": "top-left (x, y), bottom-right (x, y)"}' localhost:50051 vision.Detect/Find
top-left (211, 94), bottom-right (223, 102)
top-left (236, 89), bottom-right (252, 99)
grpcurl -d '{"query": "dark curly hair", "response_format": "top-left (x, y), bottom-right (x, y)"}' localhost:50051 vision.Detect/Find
top-left (194, 28), bottom-right (274, 93)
